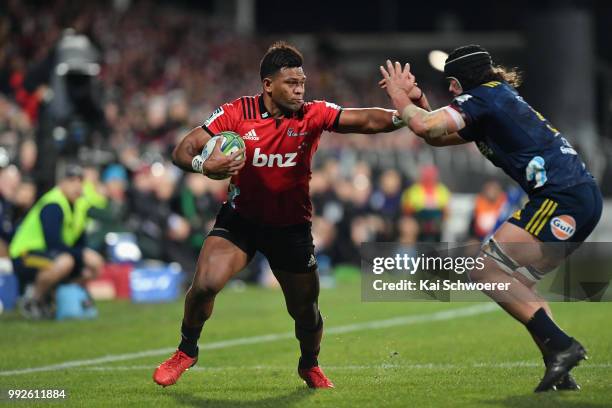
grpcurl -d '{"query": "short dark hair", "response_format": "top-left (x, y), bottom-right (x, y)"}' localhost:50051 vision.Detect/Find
top-left (259, 41), bottom-right (303, 80)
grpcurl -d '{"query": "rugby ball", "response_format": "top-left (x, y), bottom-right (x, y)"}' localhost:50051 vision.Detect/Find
top-left (201, 131), bottom-right (246, 180)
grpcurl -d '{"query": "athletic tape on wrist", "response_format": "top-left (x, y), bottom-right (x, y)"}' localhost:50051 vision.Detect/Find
top-left (192, 155), bottom-right (205, 174)
top-left (401, 104), bottom-right (422, 124)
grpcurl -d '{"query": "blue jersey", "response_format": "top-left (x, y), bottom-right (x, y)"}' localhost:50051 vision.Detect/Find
top-left (450, 81), bottom-right (593, 197)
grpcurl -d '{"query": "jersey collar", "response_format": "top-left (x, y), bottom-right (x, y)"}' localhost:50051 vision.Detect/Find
top-left (258, 94), bottom-right (272, 119)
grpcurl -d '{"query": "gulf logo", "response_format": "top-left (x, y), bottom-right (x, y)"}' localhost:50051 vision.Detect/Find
top-left (550, 215), bottom-right (576, 240)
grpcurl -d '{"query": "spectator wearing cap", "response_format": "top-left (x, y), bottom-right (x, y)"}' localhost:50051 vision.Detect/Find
top-left (9, 164), bottom-right (104, 319)
top-left (87, 164), bottom-right (132, 251)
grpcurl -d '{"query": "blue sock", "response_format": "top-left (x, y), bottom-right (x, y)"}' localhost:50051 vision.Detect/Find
top-left (526, 308), bottom-right (572, 351)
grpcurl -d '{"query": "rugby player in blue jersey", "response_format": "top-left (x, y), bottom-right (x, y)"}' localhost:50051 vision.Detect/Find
top-left (380, 45), bottom-right (602, 392)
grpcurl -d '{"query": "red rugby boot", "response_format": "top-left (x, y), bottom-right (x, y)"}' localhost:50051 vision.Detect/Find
top-left (153, 350), bottom-right (197, 387)
top-left (298, 366), bottom-right (335, 388)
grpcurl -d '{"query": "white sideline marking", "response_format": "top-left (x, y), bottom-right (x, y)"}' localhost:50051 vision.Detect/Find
top-left (77, 362), bottom-right (612, 371)
top-left (0, 304), bottom-right (497, 377)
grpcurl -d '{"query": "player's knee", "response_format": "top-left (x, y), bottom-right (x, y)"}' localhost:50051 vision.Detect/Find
top-left (192, 273), bottom-right (227, 298)
top-left (190, 282), bottom-right (218, 300)
top-left (193, 257), bottom-right (234, 294)
top-left (470, 251), bottom-right (505, 283)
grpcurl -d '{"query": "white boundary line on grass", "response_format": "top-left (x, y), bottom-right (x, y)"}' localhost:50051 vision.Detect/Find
top-left (75, 362), bottom-right (612, 371)
top-left (0, 304), bottom-right (498, 377)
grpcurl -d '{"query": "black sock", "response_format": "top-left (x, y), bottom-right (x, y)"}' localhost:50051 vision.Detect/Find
top-left (299, 348), bottom-right (320, 369)
top-left (525, 308), bottom-right (572, 352)
top-left (178, 321), bottom-right (203, 358)
top-left (297, 315), bottom-right (323, 369)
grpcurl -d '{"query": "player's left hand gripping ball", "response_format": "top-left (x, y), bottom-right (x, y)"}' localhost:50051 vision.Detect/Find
top-left (196, 131), bottom-right (246, 180)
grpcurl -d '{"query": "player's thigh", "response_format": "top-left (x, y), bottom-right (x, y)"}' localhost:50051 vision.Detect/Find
top-left (193, 203), bottom-right (256, 292)
top-left (502, 184), bottom-right (602, 271)
top-left (192, 236), bottom-right (250, 293)
top-left (476, 221), bottom-right (558, 287)
top-left (260, 223), bottom-right (317, 274)
top-left (492, 222), bottom-right (551, 267)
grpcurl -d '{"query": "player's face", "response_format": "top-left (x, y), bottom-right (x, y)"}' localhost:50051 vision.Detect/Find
top-left (448, 78), bottom-right (463, 96)
top-left (269, 67), bottom-right (306, 112)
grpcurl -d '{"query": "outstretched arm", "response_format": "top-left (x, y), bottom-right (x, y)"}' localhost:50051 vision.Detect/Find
top-left (379, 60), bottom-right (467, 146)
top-left (335, 83), bottom-right (427, 134)
top-left (335, 107), bottom-right (402, 134)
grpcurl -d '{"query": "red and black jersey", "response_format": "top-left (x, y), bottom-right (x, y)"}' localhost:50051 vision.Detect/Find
top-left (202, 94), bottom-right (342, 226)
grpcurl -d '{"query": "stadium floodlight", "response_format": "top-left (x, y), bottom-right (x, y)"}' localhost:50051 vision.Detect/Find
top-left (428, 50), bottom-right (448, 72)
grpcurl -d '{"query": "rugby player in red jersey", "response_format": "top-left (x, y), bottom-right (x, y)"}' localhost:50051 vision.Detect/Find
top-left (153, 42), bottom-right (427, 389)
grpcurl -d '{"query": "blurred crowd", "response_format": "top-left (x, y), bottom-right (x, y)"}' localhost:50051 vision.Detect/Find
top-left (0, 0), bottom-right (513, 281)
top-left (1, 154), bottom-right (512, 282)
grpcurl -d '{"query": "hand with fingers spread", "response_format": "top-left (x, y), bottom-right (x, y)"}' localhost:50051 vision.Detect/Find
top-left (202, 138), bottom-right (246, 177)
top-left (379, 60), bottom-right (418, 111)
top-left (380, 81), bottom-right (425, 102)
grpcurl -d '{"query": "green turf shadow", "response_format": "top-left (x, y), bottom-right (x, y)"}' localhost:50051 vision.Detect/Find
top-left (481, 393), bottom-right (609, 408)
top-left (168, 387), bottom-right (315, 407)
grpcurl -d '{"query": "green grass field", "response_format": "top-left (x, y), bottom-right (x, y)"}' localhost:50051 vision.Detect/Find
top-left (1, 281), bottom-right (611, 407)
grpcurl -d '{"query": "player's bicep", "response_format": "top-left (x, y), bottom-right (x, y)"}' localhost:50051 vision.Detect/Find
top-left (439, 106), bottom-right (466, 133)
top-left (335, 107), bottom-right (395, 134)
top-left (417, 106), bottom-right (465, 133)
top-left (417, 107), bottom-right (467, 146)
top-left (429, 132), bottom-right (469, 146)
top-left (183, 126), bottom-right (211, 151)
top-left (202, 103), bottom-right (237, 135)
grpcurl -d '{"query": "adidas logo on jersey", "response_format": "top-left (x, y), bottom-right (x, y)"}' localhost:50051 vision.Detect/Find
top-left (243, 129), bottom-right (259, 141)
top-left (252, 148), bottom-right (297, 168)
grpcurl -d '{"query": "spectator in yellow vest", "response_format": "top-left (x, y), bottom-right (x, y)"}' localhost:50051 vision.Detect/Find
top-left (9, 165), bottom-right (104, 319)
top-left (400, 165), bottom-right (450, 242)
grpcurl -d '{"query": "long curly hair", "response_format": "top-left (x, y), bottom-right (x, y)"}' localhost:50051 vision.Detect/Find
top-left (479, 65), bottom-right (523, 88)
